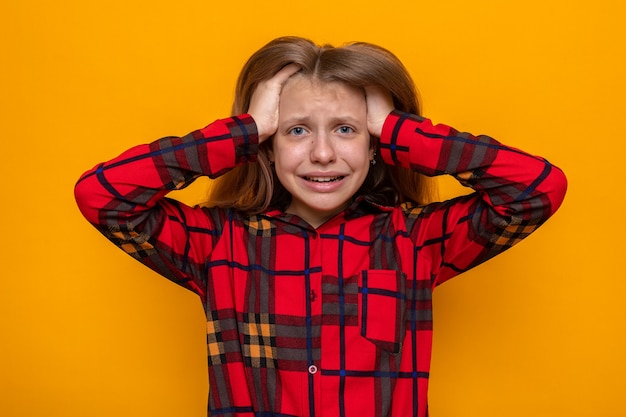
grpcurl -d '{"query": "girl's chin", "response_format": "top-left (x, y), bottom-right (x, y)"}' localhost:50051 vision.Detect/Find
top-left (286, 199), bottom-right (351, 227)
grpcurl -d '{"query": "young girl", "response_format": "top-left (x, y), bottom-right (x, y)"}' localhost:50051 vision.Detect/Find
top-left (75, 36), bottom-right (567, 417)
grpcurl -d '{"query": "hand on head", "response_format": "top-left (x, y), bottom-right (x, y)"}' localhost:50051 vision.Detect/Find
top-left (364, 85), bottom-right (394, 139)
top-left (248, 64), bottom-right (302, 142)
top-left (248, 64), bottom-right (395, 143)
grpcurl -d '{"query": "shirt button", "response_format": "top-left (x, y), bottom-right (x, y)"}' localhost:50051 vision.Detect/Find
top-left (308, 365), bottom-right (318, 375)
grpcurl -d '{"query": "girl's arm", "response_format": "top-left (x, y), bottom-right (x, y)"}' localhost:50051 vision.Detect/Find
top-left (74, 116), bottom-right (259, 300)
top-left (380, 111), bottom-right (567, 287)
top-left (74, 65), bottom-right (299, 299)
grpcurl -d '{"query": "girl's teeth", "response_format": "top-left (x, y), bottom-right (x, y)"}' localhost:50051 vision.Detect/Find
top-left (307, 176), bottom-right (342, 182)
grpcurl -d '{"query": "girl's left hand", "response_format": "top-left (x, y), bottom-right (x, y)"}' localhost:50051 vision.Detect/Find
top-left (365, 86), bottom-right (394, 138)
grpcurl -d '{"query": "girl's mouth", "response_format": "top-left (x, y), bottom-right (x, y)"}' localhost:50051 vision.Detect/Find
top-left (303, 176), bottom-right (345, 183)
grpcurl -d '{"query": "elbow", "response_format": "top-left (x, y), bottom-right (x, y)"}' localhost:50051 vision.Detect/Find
top-left (496, 162), bottom-right (568, 225)
top-left (546, 164), bottom-right (568, 217)
top-left (74, 172), bottom-right (102, 225)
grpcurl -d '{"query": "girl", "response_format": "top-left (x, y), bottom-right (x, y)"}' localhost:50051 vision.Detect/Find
top-left (75, 36), bottom-right (567, 417)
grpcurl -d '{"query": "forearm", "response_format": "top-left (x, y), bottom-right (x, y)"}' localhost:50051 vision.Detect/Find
top-left (74, 115), bottom-right (258, 228)
top-left (380, 111), bottom-right (567, 223)
top-left (73, 115), bottom-right (258, 297)
top-left (381, 111), bottom-right (567, 285)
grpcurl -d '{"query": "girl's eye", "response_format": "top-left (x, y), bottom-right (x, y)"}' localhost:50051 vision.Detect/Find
top-left (289, 127), bottom-right (306, 136)
top-left (337, 126), bottom-right (354, 134)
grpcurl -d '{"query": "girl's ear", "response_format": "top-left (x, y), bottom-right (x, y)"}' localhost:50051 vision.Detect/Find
top-left (368, 136), bottom-right (378, 160)
top-left (261, 137), bottom-right (275, 162)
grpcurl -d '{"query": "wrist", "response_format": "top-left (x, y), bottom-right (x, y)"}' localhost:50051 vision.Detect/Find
top-left (248, 113), bottom-right (275, 143)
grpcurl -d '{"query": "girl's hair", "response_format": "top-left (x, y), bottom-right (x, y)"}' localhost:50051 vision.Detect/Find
top-left (206, 36), bottom-right (436, 212)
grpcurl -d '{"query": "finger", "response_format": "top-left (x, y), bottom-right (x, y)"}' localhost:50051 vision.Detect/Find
top-left (252, 64), bottom-right (301, 99)
top-left (365, 86), bottom-right (395, 138)
top-left (248, 65), bottom-right (301, 141)
top-left (272, 63), bottom-right (302, 85)
top-left (365, 86), bottom-right (394, 111)
top-left (262, 64), bottom-right (302, 95)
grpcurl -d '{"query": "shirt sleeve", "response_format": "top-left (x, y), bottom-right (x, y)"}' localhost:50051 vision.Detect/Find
top-left (379, 111), bottom-right (568, 287)
top-left (74, 115), bottom-right (259, 300)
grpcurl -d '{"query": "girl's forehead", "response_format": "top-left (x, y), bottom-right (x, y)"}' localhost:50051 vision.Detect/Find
top-left (281, 75), bottom-right (364, 100)
top-left (278, 78), bottom-right (367, 126)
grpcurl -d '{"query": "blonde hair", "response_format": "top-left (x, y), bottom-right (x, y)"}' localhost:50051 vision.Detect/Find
top-left (206, 36), bottom-right (436, 212)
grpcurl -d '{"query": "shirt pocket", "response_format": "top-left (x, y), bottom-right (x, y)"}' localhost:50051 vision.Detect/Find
top-left (358, 270), bottom-right (406, 354)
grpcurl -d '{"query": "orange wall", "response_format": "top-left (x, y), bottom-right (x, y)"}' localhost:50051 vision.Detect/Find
top-left (1, 1), bottom-right (624, 416)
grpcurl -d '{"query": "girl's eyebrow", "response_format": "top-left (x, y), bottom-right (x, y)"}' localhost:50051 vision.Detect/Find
top-left (279, 116), bottom-right (311, 126)
top-left (280, 115), bottom-right (363, 127)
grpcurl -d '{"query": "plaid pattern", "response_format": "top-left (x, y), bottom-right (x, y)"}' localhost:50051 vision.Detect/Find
top-left (75, 112), bottom-right (567, 417)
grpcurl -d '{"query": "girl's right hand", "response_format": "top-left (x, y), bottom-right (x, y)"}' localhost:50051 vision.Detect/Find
top-left (248, 63), bottom-right (301, 143)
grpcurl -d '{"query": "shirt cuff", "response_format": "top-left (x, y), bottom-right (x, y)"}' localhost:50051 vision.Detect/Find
top-left (380, 110), bottom-right (426, 169)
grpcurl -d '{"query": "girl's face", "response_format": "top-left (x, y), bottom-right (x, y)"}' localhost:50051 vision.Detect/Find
top-left (270, 76), bottom-right (374, 228)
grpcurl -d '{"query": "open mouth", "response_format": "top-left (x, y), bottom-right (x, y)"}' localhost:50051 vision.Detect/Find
top-left (303, 176), bottom-right (345, 183)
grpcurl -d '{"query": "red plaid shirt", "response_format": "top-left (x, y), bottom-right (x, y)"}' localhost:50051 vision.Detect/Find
top-left (75, 111), bottom-right (567, 417)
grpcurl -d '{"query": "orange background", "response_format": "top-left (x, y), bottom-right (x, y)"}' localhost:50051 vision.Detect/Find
top-left (2, 0), bottom-right (625, 416)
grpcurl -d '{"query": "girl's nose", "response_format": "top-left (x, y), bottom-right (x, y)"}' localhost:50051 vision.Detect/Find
top-left (309, 132), bottom-right (336, 164)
